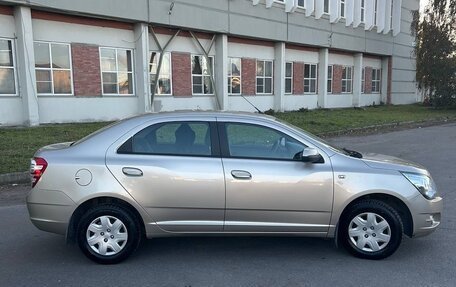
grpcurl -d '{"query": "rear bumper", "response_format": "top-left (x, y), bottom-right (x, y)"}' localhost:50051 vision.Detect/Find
top-left (410, 195), bottom-right (443, 238)
top-left (26, 188), bottom-right (75, 235)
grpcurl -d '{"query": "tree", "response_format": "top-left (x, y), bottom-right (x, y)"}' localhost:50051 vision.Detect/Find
top-left (411, 0), bottom-right (456, 107)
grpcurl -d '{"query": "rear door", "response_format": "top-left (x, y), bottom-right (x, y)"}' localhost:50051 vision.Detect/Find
top-left (106, 117), bottom-right (225, 232)
top-left (219, 120), bottom-right (334, 234)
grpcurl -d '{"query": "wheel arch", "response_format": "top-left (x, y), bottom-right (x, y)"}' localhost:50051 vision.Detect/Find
top-left (337, 193), bottom-right (414, 239)
top-left (66, 196), bottom-right (146, 244)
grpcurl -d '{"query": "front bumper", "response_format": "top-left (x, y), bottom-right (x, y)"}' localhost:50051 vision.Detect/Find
top-left (26, 188), bottom-right (75, 235)
top-left (410, 195), bottom-right (443, 237)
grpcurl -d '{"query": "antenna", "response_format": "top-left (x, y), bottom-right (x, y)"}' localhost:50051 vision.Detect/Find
top-left (239, 94), bottom-right (263, 114)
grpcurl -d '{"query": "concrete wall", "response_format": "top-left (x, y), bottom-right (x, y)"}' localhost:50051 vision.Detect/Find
top-left (0, 0), bottom-right (420, 126)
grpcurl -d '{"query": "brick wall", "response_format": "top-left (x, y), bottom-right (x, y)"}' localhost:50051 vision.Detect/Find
top-left (332, 65), bottom-right (343, 94)
top-left (71, 43), bottom-right (101, 96)
top-left (241, 58), bottom-right (256, 95)
top-left (293, 62), bottom-right (304, 95)
top-left (172, 52), bottom-right (192, 96)
top-left (364, 66), bottom-right (373, 94)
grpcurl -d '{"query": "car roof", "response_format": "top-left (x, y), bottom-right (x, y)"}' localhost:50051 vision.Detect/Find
top-left (125, 110), bottom-right (278, 124)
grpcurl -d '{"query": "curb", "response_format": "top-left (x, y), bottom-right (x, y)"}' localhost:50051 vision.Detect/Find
top-left (0, 172), bottom-right (30, 185)
top-left (318, 119), bottom-right (455, 138)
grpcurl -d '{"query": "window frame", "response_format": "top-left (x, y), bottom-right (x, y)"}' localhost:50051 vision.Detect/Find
top-left (340, 0), bottom-right (346, 18)
top-left (304, 63), bottom-right (317, 94)
top-left (149, 51), bottom-right (172, 96)
top-left (285, 62), bottom-right (293, 95)
top-left (360, 0), bottom-right (366, 23)
top-left (371, 68), bottom-right (381, 94)
top-left (34, 41), bottom-right (74, 96)
top-left (191, 54), bottom-right (215, 96)
top-left (228, 57), bottom-right (242, 95)
top-left (361, 68), bottom-right (365, 94)
top-left (324, 0), bottom-right (330, 14)
top-left (327, 65), bottom-right (333, 94)
top-left (117, 120), bottom-right (220, 158)
top-left (0, 38), bottom-right (18, 96)
top-left (256, 59), bottom-right (274, 95)
top-left (99, 46), bottom-right (135, 96)
top-left (218, 121), bottom-right (308, 162)
top-left (341, 66), bottom-right (353, 94)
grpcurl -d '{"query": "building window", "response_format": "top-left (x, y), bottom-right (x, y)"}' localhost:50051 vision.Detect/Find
top-left (285, 62), bottom-right (293, 95)
top-left (324, 0), bottom-right (330, 13)
top-left (34, 42), bottom-right (73, 95)
top-left (327, 65), bottom-right (333, 94)
top-left (361, 68), bottom-right (365, 93)
top-left (256, 60), bottom-right (273, 94)
top-left (100, 47), bottom-right (134, 95)
top-left (372, 68), bottom-right (381, 93)
top-left (0, 39), bottom-right (16, 95)
top-left (341, 66), bottom-right (353, 93)
top-left (374, 0), bottom-right (378, 26)
top-left (340, 0), bottom-right (346, 18)
top-left (304, 63), bottom-right (317, 94)
top-left (228, 57), bottom-right (241, 95)
top-left (360, 0), bottom-right (365, 23)
top-left (192, 55), bottom-right (214, 95)
top-left (149, 52), bottom-right (172, 95)
top-left (298, 0), bottom-right (305, 8)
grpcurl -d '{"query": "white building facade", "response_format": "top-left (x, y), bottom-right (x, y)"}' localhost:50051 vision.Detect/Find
top-left (0, 0), bottom-right (419, 126)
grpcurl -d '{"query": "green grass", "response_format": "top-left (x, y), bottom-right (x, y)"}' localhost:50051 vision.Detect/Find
top-left (274, 104), bottom-right (456, 135)
top-left (0, 104), bottom-right (455, 174)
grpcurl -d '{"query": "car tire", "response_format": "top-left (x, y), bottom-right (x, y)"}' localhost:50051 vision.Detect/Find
top-left (77, 204), bottom-right (141, 264)
top-left (339, 199), bottom-right (403, 260)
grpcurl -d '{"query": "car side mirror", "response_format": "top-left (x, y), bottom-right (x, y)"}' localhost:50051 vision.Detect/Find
top-left (294, 147), bottom-right (324, 163)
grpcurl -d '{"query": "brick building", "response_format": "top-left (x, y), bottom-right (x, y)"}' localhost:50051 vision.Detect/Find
top-left (0, 0), bottom-right (419, 126)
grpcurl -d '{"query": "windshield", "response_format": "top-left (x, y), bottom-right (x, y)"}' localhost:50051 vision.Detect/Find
top-left (275, 118), bottom-right (360, 157)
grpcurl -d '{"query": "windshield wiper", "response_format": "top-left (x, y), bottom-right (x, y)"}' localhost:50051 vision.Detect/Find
top-left (343, 148), bottom-right (363, 159)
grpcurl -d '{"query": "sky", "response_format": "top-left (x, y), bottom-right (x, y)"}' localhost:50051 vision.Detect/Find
top-left (420, 0), bottom-right (429, 12)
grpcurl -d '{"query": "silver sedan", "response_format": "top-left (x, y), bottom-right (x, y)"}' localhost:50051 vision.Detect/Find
top-left (27, 112), bottom-right (442, 264)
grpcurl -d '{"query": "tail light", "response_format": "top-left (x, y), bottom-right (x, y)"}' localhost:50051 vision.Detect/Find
top-left (30, 157), bottom-right (48, 188)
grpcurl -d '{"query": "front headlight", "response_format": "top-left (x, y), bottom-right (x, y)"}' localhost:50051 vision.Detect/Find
top-left (401, 172), bottom-right (438, 200)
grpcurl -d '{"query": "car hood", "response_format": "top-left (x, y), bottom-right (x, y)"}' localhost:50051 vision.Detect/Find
top-left (361, 153), bottom-right (429, 175)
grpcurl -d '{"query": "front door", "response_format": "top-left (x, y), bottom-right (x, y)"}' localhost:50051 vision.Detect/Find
top-left (219, 121), bottom-right (334, 234)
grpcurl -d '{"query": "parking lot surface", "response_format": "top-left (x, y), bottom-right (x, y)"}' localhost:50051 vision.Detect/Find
top-left (1, 123), bottom-right (455, 286)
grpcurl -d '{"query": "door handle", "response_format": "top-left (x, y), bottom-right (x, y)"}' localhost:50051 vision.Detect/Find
top-left (231, 170), bottom-right (252, 180)
top-left (122, 167), bottom-right (143, 177)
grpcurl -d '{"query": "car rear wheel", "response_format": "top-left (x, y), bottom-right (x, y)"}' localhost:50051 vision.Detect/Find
top-left (339, 199), bottom-right (403, 260)
top-left (77, 204), bottom-right (141, 264)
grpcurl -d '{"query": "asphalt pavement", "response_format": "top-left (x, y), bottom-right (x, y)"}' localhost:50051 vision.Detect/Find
top-left (1, 123), bottom-right (455, 287)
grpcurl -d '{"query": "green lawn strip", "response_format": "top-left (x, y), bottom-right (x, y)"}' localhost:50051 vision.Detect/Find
top-left (0, 122), bottom-right (109, 174)
top-left (275, 105), bottom-right (456, 135)
top-left (0, 104), bottom-right (455, 174)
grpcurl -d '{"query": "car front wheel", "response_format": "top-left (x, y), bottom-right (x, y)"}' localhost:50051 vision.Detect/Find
top-left (77, 204), bottom-right (141, 264)
top-left (339, 199), bottom-right (403, 260)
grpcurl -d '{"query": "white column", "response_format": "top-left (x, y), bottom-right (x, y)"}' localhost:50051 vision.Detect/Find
top-left (345, 0), bottom-right (355, 27)
top-left (318, 48), bottom-right (329, 108)
top-left (14, 6), bottom-right (39, 126)
top-left (215, 34), bottom-right (228, 111)
top-left (134, 23), bottom-right (151, 113)
top-left (381, 57), bottom-right (389, 104)
top-left (274, 42), bottom-right (285, 112)
top-left (392, 0), bottom-right (402, 36)
top-left (353, 53), bottom-right (363, 107)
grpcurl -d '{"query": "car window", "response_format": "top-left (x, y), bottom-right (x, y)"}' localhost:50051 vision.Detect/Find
top-left (119, 121), bottom-right (212, 156)
top-left (225, 123), bottom-right (306, 160)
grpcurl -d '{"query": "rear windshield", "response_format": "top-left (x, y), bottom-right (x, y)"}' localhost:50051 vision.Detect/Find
top-left (71, 121), bottom-right (121, 146)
